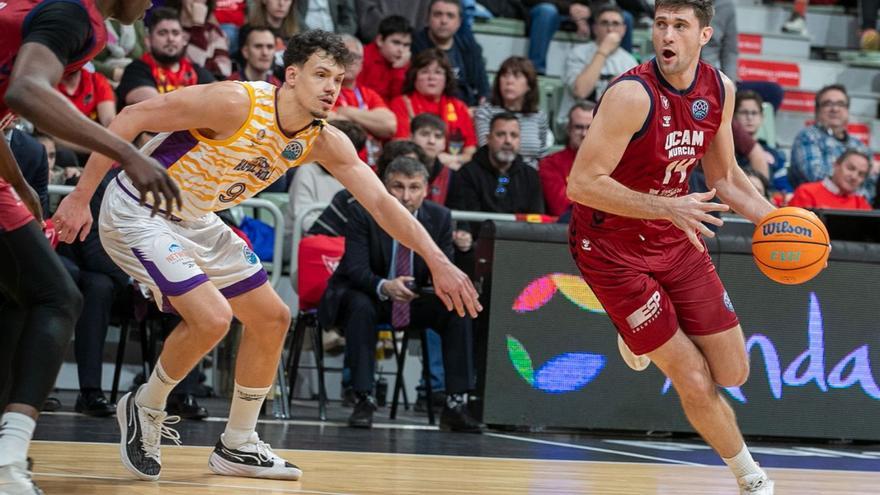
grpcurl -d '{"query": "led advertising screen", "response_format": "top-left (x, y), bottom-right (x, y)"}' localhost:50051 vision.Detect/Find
top-left (481, 227), bottom-right (880, 440)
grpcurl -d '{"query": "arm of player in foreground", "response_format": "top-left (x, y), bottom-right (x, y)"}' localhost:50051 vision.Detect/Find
top-left (702, 75), bottom-right (776, 225)
top-left (6, 43), bottom-right (179, 211)
top-left (565, 80), bottom-right (729, 252)
top-left (53, 82), bottom-right (252, 243)
top-left (314, 126), bottom-right (482, 318)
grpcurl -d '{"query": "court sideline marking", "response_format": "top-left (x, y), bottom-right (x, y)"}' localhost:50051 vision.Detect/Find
top-left (485, 432), bottom-right (708, 466)
top-left (32, 471), bottom-right (351, 495)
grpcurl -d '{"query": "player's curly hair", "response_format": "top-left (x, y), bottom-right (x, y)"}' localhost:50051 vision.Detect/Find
top-left (282, 30), bottom-right (355, 69)
top-left (654, 0), bottom-right (714, 27)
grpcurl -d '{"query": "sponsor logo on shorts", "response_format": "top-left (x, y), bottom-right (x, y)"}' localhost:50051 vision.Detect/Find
top-left (243, 245), bottom-right (258, 265)
top-left (723, 290), bottom-right (735, 312)
top-left (762, 221), bottom-right (812, 238)
top-left (282, 140), bottom-right (305, 160)
top-left (691, 99), bottom-right (709, 120)
top-left (165, 243), bottom-right (195, 268)
top-left (626, 291), bottom-right (662, 332)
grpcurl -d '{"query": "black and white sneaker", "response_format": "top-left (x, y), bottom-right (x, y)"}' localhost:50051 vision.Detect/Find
top-left (208, 433), bottom-right (302, 480)
top-left (116, 389), bottom-right (181, 481)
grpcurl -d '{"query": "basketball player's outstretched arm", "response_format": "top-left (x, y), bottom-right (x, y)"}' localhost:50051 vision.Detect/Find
top-left (566, 80), bottom-right (729, 252)
top-left (53, 82), bottom-right (252, 243)
top-left (313, 127), bottom-right (482, 318)
top-left (701, 76), bottom-right (776, 224)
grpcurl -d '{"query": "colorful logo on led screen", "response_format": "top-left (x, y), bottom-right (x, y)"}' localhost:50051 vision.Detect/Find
top-left (509, 275), bottom-right (880, 400)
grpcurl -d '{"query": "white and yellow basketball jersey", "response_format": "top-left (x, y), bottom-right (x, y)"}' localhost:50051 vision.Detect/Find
top-left (124, 81), bottom-right (324, 220)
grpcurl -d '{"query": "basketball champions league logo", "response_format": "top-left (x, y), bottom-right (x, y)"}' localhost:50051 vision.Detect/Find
top-left (282, 140), bottom-right (305, 160)
top-left (691, 99), bottom-right (709, 120)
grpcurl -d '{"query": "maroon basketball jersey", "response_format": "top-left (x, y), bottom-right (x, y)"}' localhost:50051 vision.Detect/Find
top-left (572, 59), bottom-right (725, 242)
top-left (0, 0), bottom-right (107, 121)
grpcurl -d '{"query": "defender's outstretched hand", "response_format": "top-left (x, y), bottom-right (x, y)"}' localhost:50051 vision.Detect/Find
top-left (430, 259), bottom-right (482, 318)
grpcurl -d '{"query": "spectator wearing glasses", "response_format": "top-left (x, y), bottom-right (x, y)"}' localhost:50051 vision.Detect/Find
top-left (557, 4), bottom-right (637, 128)
top-left (539, 101), bottom-right (593, 217)
top-left (734, 91), bottom-right (789, 193)
top-left (448, 112), bottom-right (544, 235)
top-left (789, 84), bottom-right (875, 200)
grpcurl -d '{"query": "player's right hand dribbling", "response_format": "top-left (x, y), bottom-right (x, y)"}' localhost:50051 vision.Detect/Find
top-left (665, 188), bottom-right (730, 252)
top-left (121, 149), bottom-right (182, 218)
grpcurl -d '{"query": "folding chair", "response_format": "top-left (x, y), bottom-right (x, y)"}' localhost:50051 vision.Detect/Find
top-left (286, 234), bottom-right (345, 420)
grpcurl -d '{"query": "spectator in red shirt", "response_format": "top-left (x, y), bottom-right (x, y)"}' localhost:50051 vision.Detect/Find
top-left (390, 48), bottom-right (477, 166)
top-left (117, 8), bottom-right (215, 107)
top-left (331, 35), bottom-right (397, 165)
top-left (357, 15), bottom-right (412, 105)
top-left (56, 68), bottom-right (118, 158)
top-left (538, 101), bottom-right (593, 216)
top-left (228, 26), bottom-right (282, 86)
top-left (58, 69), bottom-right (117, 127)
top-left (788, 149), bottom-right (873, 210)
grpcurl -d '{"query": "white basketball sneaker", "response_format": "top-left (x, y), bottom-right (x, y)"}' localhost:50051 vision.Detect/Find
top-left (617, 335), bottom-right (651, 371)
top-left (738, 472), bottom-right (775, 494)
top-left (0, 460), bottom-right (43, 495)
top-left (209, 432), bottom-right (302, 480)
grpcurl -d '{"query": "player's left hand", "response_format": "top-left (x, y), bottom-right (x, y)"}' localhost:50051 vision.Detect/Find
top-left (429, 259), bottom-right (482, 318)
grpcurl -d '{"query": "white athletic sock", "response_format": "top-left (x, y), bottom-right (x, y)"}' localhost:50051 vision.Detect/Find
top-left (723, 444), bottom-right (765, 479)
top-left (222, 383), bottom-right (270, 449)
top-left (135, 361), bottom-right (181, 411)
top-left (0, 412), bottom-right (36, 466)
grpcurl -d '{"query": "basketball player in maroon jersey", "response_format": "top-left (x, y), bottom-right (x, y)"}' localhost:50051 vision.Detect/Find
top-left (0, 2), bottom-right (177, 492)
top-left (566, 0), bottom-right (776, 493)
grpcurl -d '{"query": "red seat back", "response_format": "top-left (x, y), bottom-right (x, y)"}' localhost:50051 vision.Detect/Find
top-left (297, 235), bottom-right (345, 310)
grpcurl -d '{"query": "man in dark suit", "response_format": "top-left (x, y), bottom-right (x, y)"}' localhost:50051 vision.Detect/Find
top-left (8, 128), bottom-right (49, 214)
top-left (319, 156), bottom-right (484, 432)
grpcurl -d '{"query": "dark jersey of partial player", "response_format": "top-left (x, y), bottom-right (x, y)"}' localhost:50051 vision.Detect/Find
top-left (572, 58), bottom-right (725, 242)
top-left (0, 0), bottom-right (107, 120)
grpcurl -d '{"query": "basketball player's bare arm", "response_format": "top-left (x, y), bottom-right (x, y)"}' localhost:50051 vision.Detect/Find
top-left (53, 82), bottom-right (251, 243)
top-left (566, 81), bottom-right (728, 251)
top-left (312, 127), bottom-right (482, 318)
top-left (702, 76), bottom-right (775, 224)
top-left (6, 43), bottom-right (179, 210)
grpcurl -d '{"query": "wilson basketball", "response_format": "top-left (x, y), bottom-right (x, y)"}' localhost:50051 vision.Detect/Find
top-left (752, 207), bottom-right (830, 285)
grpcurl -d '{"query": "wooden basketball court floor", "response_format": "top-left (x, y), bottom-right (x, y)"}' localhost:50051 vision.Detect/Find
top-left (30, 394), bottom-right (880, 494)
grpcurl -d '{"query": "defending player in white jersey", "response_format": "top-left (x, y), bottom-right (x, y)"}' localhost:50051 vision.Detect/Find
top-left (53, 30), bottom-right (481, 482)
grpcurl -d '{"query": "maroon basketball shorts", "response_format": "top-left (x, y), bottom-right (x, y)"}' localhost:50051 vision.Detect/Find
top-left (569, 231), bottom-right (739, 356)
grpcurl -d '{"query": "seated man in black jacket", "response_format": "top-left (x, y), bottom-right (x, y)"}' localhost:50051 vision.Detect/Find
top-left (318, 157), bottom-right (484, 432)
